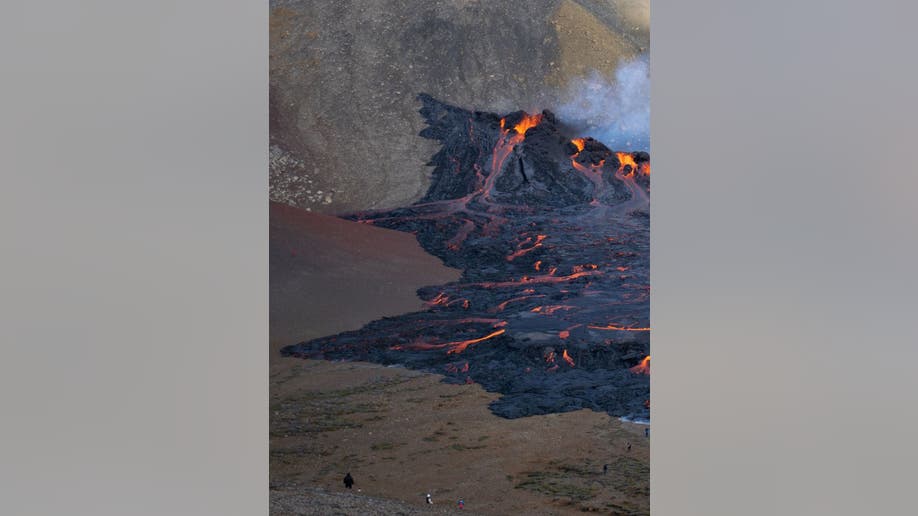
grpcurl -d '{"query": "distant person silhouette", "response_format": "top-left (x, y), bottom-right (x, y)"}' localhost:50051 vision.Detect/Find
top-left (343, 472), bottom-right (354, 489)
top-left (603, 464), bottom-right (609, 475)
top-left (458, 498), bottom-right (465, 509)
top-left (644, 427), bottom-right (650, 438)
top-left (426, 493), bottom-right (433, 504)
top-left (626, 442), bottom-right (632, 452)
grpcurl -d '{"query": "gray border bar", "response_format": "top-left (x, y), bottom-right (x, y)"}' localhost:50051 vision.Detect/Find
top-left (653, 1), bottom-right (918, 514)
top-left (1, 1), bottom-right (267, 514)
top-left (3, 1), bottom-right (918, 514)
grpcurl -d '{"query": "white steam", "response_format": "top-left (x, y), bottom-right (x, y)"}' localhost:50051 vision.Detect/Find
top-left (557, 57), bottom-right (650, 152)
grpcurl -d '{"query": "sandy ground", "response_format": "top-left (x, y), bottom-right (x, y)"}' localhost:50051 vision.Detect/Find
top-left (270, 204), bottom-right (649, 515)
top-left (270, 201), bottom-right (462, 347)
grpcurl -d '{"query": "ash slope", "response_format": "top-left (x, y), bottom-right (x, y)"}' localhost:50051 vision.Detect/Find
top-left (282, 95), bottom-right (650, 420)
top-left (269, 0), bottom-right (649, 213)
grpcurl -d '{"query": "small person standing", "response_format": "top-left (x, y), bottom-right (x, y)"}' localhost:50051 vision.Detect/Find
top-left (626, 442), bottom-right (632, 452)
top-left (603, 464), bottom-right (609, 475)
top-left (645, 427), bottom-right (650, 438)
top-left (458, 498), bottom-right (465, 510)
top-left (426, 493), bottom-right (433, 504)
top-left (343, 472), bottom-right (354, 489)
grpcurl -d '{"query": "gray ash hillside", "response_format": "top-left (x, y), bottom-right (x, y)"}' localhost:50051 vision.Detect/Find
top-left (282, 94), bottom-right (650, 420)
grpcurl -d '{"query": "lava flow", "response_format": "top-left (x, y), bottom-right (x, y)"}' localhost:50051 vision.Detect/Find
top-left (282, 94), bottom-right (649, 420)
top-left (562, 349), bottom-right (576, 367)
top-left (392, 328), bottom-right (507, 355)
top-left (630, 355), bottom-right (650, 375)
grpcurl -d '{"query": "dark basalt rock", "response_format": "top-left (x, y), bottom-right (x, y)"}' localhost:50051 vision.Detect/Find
top-left (282, 94), bottom-right (651, 420)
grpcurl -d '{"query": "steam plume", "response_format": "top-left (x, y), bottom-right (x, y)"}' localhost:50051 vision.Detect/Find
top-left (557, 57), bottom-right (650, 152)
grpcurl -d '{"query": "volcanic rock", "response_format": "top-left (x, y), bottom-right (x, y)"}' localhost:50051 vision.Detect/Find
top-left (282, 95), bottom-right (650, 420)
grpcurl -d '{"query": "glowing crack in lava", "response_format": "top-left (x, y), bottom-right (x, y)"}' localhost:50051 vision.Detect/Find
top-left (562, 349), bottom-right (576, 367)
top-left (282, 94), bottom-right (649, 420)
top-left (630, 355), bottom-right (650, 375)
top-left (391, 328), bottom-right (506, 355)
top-left (588, 324), bottom-right (652, 332)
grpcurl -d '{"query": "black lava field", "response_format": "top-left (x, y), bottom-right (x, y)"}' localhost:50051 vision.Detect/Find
top-left (282, 94), bottom-right (650, 420)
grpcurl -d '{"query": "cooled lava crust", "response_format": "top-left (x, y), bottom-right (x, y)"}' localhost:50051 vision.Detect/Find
top-left (282, 94), bottom-right (650, 420)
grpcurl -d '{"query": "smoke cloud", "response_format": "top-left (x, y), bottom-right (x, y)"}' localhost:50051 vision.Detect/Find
top-left (557, 57), bottom-right (650, 152)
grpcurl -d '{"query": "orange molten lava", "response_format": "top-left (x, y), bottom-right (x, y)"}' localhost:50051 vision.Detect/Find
top-left (447, 329), bottom-right (506, 355)
top-left (571, 160), bottom-right (591, 174)
top-left (535, 305), bottom-right (575, 315)
top-left (630, 355), bottom-right (650, 375)
top-left (616, 152), bottom-right (638, 174)
top-left (491, 294), bottom-right (545, 312)
top-left (587, 324), bottom-right (651, 331)
top-left (562, 349), bottom-right (575, 367)
top-left (533, 260), bottom-right (542, 271)
top-left (392, 328), bottom-right (506, 355)
top-left (428, 292), bottom-right (449, 306)
top-left (512, 113), bottom-right (543, 135)
top-left (466, 270), bottom-right (599, 289)
top-left (507, 234), bottom-right (547, 261)
top-left (572, 264), bottom-right (599, 273)
top-left (571, 138), bottom-right (586, 152)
